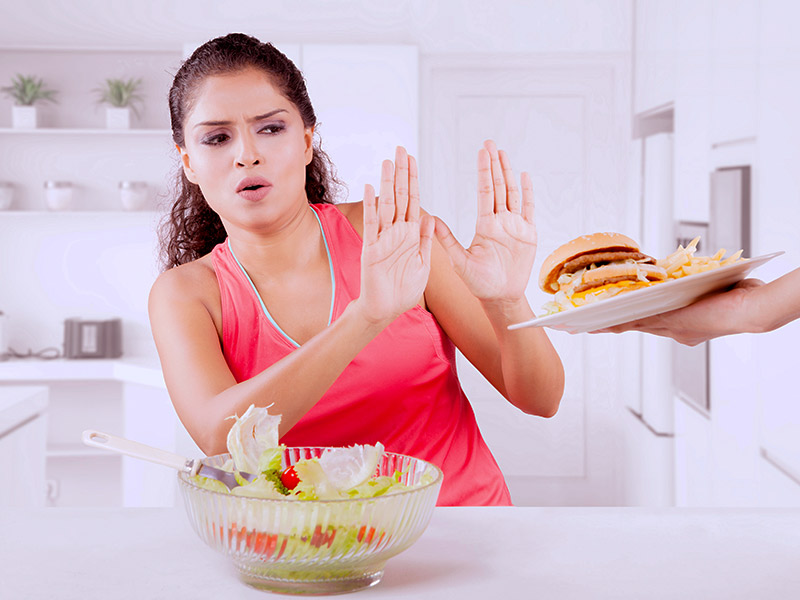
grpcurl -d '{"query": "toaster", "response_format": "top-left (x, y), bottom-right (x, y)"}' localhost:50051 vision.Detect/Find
top-left (63, 318), bottom-right (122, 359)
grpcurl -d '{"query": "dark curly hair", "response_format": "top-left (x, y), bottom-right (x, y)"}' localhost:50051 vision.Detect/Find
top-left (159, 33), bottom-right (342, 269)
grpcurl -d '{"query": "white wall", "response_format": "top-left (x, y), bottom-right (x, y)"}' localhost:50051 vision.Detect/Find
top-left (0, 0), bottom-right (631, 53)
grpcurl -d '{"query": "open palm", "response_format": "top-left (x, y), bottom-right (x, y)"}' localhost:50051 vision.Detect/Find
top-left (359, 147), bottom-right (434, 324)
top-left (435, 140), bottom-right (537, 302)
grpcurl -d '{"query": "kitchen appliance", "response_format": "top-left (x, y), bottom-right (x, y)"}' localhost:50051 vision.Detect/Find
top-left (623, 132), bottom-right (675, 506)
top-left (63, 318), bottom-right (122, 359)
top-left (671, 167), bottom-right (751, 417)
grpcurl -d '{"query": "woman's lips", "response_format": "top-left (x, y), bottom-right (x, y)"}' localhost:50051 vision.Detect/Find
top-left (236, 177), bottom-right (272, 202)
top-left (237, 185), bottom-right (272, 202)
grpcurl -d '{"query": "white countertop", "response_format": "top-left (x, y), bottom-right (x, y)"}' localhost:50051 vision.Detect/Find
top-left (3, 506), bottom-right (799, 599)
top-left (0, 357), bottom-right (165, 388)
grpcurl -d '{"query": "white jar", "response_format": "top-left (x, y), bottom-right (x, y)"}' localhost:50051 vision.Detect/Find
top-left (0, 182), bottom-right (13, 210)
top-left (44, 181), bottom-right (75, 211)
top-left (119, 181), bottom-right (148, 211)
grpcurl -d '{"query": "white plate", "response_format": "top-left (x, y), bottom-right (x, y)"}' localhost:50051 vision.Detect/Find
top-left (509, 251), bottom-right (784, 334)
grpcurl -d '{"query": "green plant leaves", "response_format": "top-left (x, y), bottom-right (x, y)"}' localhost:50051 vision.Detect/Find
top-left (1, 74), bottom-right (58, 106)
top-left (95, 77), bottom-right (144, 116)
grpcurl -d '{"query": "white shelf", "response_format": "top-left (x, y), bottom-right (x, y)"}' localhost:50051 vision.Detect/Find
top-left (0, 128), bottom-right (170, 135)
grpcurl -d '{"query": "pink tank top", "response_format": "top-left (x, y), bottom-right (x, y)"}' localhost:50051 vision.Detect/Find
top-left (211, 203), bottom-right (512, 506)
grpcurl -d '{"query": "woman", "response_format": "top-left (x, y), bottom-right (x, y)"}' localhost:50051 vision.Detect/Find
top-left (149, 33), bottom-right (565, 506)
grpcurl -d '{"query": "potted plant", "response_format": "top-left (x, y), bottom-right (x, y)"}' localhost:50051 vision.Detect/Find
top-left (95, 77), bottom-right (144, 129)
top-left (1, 74), bottom-right (58, 128)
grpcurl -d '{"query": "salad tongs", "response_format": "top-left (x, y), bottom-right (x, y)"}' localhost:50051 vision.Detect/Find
top-left (82, 429), bottom-right (256, 489)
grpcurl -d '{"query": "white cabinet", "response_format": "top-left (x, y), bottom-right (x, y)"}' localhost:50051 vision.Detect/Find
top-left (634, 0), bottom-right (677, 114)
top-left (0, 386), bottom-right (48, 506)
top-left (708, 0), bottom-right (759, 144)
top-left (0, 361), bottom-right (174, 507)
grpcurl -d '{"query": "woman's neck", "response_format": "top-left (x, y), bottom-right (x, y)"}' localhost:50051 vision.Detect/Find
top-left (225, 203), bottom-right (323, 281)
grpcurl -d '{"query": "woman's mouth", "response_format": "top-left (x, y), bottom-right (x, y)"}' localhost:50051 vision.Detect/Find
top-left (236, 177), bottom-right (272, 201)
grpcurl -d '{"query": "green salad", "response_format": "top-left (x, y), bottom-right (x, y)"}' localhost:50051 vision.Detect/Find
top-left (191, 404), bottom-right (417, 500)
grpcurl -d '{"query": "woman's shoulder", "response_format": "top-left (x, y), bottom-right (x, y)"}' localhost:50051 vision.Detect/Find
top-left (149, 254), bottom-right (220, 309)
top-left (331, 201), bottom-right (364, 237)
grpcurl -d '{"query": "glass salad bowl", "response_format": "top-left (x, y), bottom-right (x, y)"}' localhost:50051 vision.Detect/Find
top-left (178, 446), bottom-right (443, 595)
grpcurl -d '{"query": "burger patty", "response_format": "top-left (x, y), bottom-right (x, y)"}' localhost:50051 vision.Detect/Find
top-left (573, 275), bottom-right (648, 294)
top-left (561, 251), bottom-right (654, 275)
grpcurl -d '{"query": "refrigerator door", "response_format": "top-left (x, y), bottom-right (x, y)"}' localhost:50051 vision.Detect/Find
top-left (640, 133), bottom-right (675, 435)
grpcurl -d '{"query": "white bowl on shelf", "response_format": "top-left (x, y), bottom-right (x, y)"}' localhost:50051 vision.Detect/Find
top-left (44, 181), bottom-right (75, 211)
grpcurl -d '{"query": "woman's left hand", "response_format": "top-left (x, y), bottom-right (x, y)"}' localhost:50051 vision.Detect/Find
top-left (434, 140), bottom-right (537, 303)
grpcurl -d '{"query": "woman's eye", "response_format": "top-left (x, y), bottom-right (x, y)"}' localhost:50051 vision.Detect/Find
top-left (259, 123), bottom-right (285, 135)
top-left (201, 133), bottom-right (229, 146)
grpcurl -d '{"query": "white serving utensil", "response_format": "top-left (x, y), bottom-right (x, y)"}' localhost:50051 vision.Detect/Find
top-left (81, 429), bottom-right (256, 490)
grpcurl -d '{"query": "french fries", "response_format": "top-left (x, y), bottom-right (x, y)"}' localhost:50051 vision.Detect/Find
top-left (656, 236), bottom-right (745, 280)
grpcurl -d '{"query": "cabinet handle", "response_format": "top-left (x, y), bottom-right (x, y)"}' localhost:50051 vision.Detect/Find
top-left (760, 447), bottom-right (800, 487)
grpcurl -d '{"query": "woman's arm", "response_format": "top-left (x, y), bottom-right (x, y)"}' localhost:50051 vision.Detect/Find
top-left (427, 140), bottom-right (565, 417)
top-left (149, 272), bottom-right (391, 454)
top-left (598, 266), bottom-right (800, 345)
top-left (150, 148), bottom-right (434, 454)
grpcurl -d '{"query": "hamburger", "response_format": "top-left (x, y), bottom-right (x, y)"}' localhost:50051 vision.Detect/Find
top-left (539, 232), bottom-right (667, 313)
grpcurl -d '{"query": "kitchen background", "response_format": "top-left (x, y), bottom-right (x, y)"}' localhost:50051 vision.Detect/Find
top-left (1, 0), bottom-right (798, 509)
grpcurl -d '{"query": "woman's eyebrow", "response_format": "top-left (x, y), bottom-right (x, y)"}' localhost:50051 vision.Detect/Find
top-left (193, 109), bottom-right (288, 128)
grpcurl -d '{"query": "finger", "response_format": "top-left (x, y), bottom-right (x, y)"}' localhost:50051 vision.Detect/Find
top-left (734, 278), bottom-right (765, 290)
top-left (408, 154), bottom-right (421, 222)
top-left (484, 140), bottom-right (507, 213)
top-left (521, 171), bottom-right (535, 223)
top-left (477, 149), bottom-right (493, 217)
top-left (362, 184), bottom-right (378, 243)
top-left (394, 146), bottom-right (409, 223)
top-left (499, 150), bottom-right (520, 213)
top-left (433, 216), bottom-right (468, 276)
top-left (419, 213), bottom-right (435, 267)
top-left (378, 159), bottom-right (395, 230)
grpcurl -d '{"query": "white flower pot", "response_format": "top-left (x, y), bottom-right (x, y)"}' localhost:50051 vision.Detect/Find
top-left (12, 105), bottom-right (37, 129)
top-left (106, 107), bottom-right (131, 129)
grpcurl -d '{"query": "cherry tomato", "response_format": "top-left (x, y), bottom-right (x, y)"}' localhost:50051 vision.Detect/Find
top-left (280, 465), bottom-right (300, 490)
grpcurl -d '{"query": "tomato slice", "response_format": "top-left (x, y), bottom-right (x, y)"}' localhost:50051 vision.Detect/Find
top-left (280, 465), bottom-right (300, 490)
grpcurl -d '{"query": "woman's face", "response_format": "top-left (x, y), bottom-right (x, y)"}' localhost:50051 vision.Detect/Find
top-left (179, 67), bottom-right (314, 230)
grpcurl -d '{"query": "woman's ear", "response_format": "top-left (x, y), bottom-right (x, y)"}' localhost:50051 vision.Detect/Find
top-left (177, 144), bottom-right (199, 184)
top-left (304, 127), bottom-right (314, 166)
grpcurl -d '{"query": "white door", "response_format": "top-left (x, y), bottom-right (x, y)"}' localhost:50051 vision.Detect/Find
top-left (422, 56), bottom-right (630, 505)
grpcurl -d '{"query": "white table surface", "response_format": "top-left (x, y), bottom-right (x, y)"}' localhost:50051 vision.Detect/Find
top-left (3, 506), bottom-right (800, 599)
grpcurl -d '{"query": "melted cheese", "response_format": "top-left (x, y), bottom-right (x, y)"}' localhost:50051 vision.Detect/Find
top-left (570, 279), bottom-right (654, 305)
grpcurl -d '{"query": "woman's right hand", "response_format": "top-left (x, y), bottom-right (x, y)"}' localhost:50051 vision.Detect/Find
top-left (354, 146), bottom-right (434, 325)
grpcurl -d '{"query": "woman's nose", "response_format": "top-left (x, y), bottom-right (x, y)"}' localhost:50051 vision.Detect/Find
top-left (235, 134), bottom-right (261, 167)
